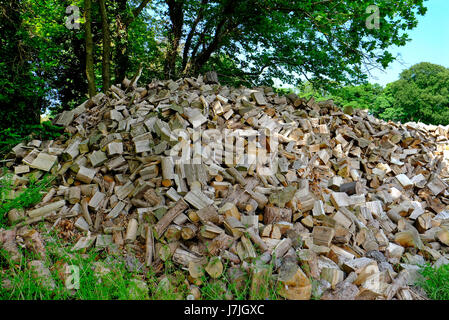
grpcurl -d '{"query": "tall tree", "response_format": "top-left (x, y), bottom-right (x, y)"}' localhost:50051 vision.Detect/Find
top-left (85, 0), bottom-right (96, 97)
top-left (159, 0), bottom-right (427, 88)
top-left (0, 0), bottom-right (45, 129)
top-left (114, 0), bottom-right (152, 84)
top-left (163, 0), bottom-right (184, 79)
top-left (99, 0), bottom-right (111, 91)
top-left (383, 62), bottom-right (449, 125)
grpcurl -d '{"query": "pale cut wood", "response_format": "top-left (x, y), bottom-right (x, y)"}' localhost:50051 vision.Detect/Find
top-left (272, 238), bottom-right (292, 258)
top-left (88, 191), bottom-right (105, 210)
top-left (68, 187), bottom-right (81, 205)
top-left (205, 257), bottom-right (224, 279)
top-left (125, 218), bottom-right (138, 243)
top-left (154, 199), bottom-right (189, 238)
top-left (81, 198), bottom-right (93, 226)
top-left (105, 201), bottom-right (125, 220)
top-left (184, 189), bottom-right (214, 210)
top-left (89, 150), bottom-right (108, 167)
top-left (197, 205), bottom-right (220, 224)
top-left (172, 247), bottom-right (204, 266)
top-left (395, 174), bottom-right (413, 189)
top-left (181, 223), bottom-right (198, 240)
top-left (62, 138), bottom-right (81, 161)
top-left (264, 206), bottom-right (292, 225)
top-left (76, 166), bottom-right (95, 184)
top-left (223, 216), bottom-right (245, 237)
top-left (27, 200), bottom-right (66, 218)
top-left (278, 261), bottom-right (312, 300)
top-left (30, 153), bottom-right (58, 172)
top-left (312, 226), bottom-right (335, 247)
top-left (246, 227), bottom-right (268, 252)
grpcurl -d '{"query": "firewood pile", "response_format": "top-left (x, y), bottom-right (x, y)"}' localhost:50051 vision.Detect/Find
top-left (1, 73), bottom-right (449, 300)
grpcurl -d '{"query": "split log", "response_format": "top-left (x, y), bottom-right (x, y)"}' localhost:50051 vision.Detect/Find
top-left (154, 199), bottom-right (189, 238)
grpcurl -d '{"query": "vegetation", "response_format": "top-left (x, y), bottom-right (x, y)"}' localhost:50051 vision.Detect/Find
top-left (0, 121), bottom-right (65, 158)
top-left (288, 62), bottom-right (449, 126)
top-left (0, 173), bottom-right (55, 227)
top-left (0, 233), bottom-right (148, 300)
top-left (3, 0), bottom-right (449, 302)
top-left (1, 222), bottom-right (284, 300)
top-left (385, 62), bottom-right (449, 125)
top-left (0, 0), bottom-right (428, 133)
top-left (418, 263), bottom-right (449, 300)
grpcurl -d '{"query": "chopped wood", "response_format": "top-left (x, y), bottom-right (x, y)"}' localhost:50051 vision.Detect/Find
top-left (2, 75), bottom-right (449, 300)
top-left (27, 200), bottom-right (66, 218)
top-left (154, 199), bottom-right (188, 238)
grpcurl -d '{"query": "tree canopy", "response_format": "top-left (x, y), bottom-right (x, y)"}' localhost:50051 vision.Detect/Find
top-left (159, 0), bottom-right (427, 87)
top-left (0, 0), bottom-right (436, 145)
top-left (384, 62), bottom-right (449, 125)
top-left (301, 62), bottom-right (449, 126)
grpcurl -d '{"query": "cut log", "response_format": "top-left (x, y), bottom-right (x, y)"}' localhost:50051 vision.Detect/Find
top-left (27, 200), bottom-right (66, 218)
top-left (264, 206), bottom-right (292, 225)
top-left (312, 226), bottom-right (335, 247)
top-left (278, 261), bottom-right (312, 300)
top-left (154, 199), bottom-right (189, 238)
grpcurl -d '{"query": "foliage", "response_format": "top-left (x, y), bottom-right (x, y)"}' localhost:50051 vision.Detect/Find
top-left (0, 235), bottom-right (144, 300)
top-left (282, 62), bottom-right (449, 126)
top-left (382, 62), bottom-right (449, 124)
top-left (418, 263), bottom-right (449, 300)
top-left (0, 121), bottom-right (65, 158)
top-left (0, 1), bottom-right (48, 131)
top-left (328, 84), bottom-right (392, 116)
top-left (0, 174), bottom-right (55, 227)
top-left (0, 0), bottom-right (432, 134)
top-left (157, 0), bottom-right (427, 88)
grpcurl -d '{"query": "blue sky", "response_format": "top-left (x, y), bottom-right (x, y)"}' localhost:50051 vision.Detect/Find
top-left (368, 0), bottom-right (449, 86)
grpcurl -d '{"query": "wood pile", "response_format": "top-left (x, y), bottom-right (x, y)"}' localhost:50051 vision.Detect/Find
top-left (2, 73), bottom-right (449, 300)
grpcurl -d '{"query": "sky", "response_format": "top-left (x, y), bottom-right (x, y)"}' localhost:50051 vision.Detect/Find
top-left (368, 0), bottom-right (449, 86)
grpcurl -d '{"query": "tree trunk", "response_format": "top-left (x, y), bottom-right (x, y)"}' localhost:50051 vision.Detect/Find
top-left (114, 0), bottom-right (131, 84)
top-left (164, 0), bottom-right (184, 79)
top-left (113, 0), bottom-right (152, 84)
top-left (85, 0), bottom-right (96, 97)
top-left (99, 0), bottom-right (111, 92)
top-left (181, 0), bottom-right (208, 74)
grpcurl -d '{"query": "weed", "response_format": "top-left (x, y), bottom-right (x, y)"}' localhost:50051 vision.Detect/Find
top-left (0, 174), bottom-right (55, 228)
top-left (417, 263), bottom-right (449, 300)
top-left (0, 121), bottom-right (65, 158)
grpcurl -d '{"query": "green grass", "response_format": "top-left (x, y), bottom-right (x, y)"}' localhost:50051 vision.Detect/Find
top-left (0, 172), bottom-right (287, 300)
top-left (417, 263), bottom-right (449, 300)
top-left (0, 172), bottom-right (55, 228)
top-left (0, 121), bottom-right (65, 159)
top-left (197, 259), bottom-right (281, 300)
top-left (0, 228), bottom-right (149, 300)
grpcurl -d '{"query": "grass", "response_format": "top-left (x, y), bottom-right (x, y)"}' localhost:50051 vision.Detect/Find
top-left (417, 263), bottom-right (449, 300)
top-left (0, 227), bottom-right (149, 300)
top-left (1, 231), bottom-right (285, 300)
top-left (0, 171), bottom-right (55, 228)
top-left (0, 170), bottom-right (287, 301)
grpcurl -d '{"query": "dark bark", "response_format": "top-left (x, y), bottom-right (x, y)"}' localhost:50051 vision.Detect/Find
top-left (181, 0), bottom-right (208, 74)
top-left (85, 0), bottom-right (96, 97)
top-left (99, 0), bottom-right (111, 92)
top-left (114, 0), bottom-right (129, 85)
top-left (189, 0), bottom-right (238, 75)
top-left (114, 0), bottom-right (151, 84)
top-left (164, 0), bottom-right (184, 79)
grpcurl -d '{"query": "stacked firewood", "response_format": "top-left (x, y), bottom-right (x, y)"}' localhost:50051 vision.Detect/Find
top-left (1, 73), bottom-right (449, 300)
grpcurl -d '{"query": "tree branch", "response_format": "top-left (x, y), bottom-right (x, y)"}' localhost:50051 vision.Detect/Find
top-left (126, 0), bottom-right (151, 25)
top-left (181, 0), bottom-right (209, 73)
